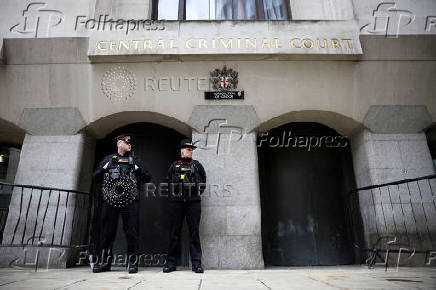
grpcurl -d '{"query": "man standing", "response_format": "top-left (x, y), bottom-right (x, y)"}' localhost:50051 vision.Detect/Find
top-left (163, 139), bottom-right (207, 273)
top-left (92, 134), bottom-right (151, 274)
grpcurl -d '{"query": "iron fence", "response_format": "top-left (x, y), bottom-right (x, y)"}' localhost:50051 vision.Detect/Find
top-left (0, 182), bottom-right (90, 249)
top-left (349, 174), bottom-right (436, 269)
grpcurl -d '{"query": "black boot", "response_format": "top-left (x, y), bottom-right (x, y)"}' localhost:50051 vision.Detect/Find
top-left (163, 264), bottom-right (176, 273)
top-left (128, 254), bottom-right (139, 274)
top-left (128, 264), bottom-right (138, 274)
top-left (93, 251), bottom-right (112, 273)
top-left (192, 265), bottom-right (204, 273)
top-left (93, 263), bottom-right (111, 273)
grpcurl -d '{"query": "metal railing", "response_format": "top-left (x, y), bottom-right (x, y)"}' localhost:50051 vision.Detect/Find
top-left (348, 174), bottom-right (436, 269)
top-left (0, 182), bottom-right (90, 249)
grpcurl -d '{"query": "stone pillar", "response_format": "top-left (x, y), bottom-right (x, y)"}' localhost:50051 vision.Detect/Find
top-left (352, 130), bottom-right (434, 187)
top-left (190, 105), bottom-right (264, 269)
top-left (0, 108), bottom-right (95, 268)
top-left (350, 105), bottom-right (436, 264)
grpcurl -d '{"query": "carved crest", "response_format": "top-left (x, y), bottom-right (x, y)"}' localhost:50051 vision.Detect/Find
top-left (210, 66), bottom-right (238, 90)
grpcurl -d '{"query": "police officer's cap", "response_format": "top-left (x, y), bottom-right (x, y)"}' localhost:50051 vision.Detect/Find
top-left (115, 134), bottom-right (132, 144)
top-left (178, 138), bottom-right (197, 149)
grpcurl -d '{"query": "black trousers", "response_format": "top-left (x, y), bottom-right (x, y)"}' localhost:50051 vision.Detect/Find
top-left (100, 200), bottom-right (139, 263)
top-left (167, 201), bottom-right (202, 267)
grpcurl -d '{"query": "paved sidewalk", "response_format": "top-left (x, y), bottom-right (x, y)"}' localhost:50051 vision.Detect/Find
top-left (0, 265), bottom-right (435, 289)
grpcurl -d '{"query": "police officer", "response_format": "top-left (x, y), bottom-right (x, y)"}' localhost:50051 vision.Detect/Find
top-left (163, 139), bottom-right (207, 273)
top-left (92, 134), bottom-right (151, 274)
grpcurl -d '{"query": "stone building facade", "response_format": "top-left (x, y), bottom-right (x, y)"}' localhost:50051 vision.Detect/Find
top-left (0, 0), bottom-right (435, 268)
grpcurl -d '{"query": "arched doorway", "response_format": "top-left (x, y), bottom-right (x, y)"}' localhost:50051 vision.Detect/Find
top-left (92, 122), bottom-right (187, 266)
top-left (0, 118), bottom-right (24, 244)
top-left (426, 125), bottom-right (436, 170)
top-left (258, 122), bottom-right (355, 266)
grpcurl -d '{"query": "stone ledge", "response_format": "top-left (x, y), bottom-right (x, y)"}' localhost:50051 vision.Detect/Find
top-left (4, 37), bottom-right (89, 65)
top-left (363, 105), bottom-right (432, 134)
top-left (359, 35), bottom-right (436, 61)
top-left (19, 108), bottom-right (86, 136)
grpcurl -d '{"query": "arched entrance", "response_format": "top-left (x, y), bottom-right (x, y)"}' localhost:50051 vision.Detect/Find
top-left (258, 122), bottom-right (356, 266)
top-left (92, 122), bottom-right (187, 266)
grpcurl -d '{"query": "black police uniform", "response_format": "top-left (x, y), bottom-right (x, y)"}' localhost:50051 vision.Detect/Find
top-left (165, 154), bottom-right (206, 271)
top-left (93, 150), bottom-right (151, 270)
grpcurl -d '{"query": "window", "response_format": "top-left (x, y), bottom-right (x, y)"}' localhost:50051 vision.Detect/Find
top-left (186, 0), bottom-right (213, 20)
top-left (157, 0), bottom-right (180, 20)
top-left (154, 0), bottom-right (291, 20)
top-left (215, 0), bottom-right (257, 20)
top-left (263, 0), bottom-right (289, 20)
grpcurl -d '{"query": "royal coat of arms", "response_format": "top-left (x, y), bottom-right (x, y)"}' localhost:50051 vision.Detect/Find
top-left (210, 66), bottom-right (238, 90)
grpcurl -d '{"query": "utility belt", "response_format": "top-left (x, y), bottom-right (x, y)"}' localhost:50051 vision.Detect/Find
top-left (173, 161), bottom-right (198, 184)
top-left (102, 155), bottom-right (138, 208)
top-left (170, 161), bottom-right (202, 199)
